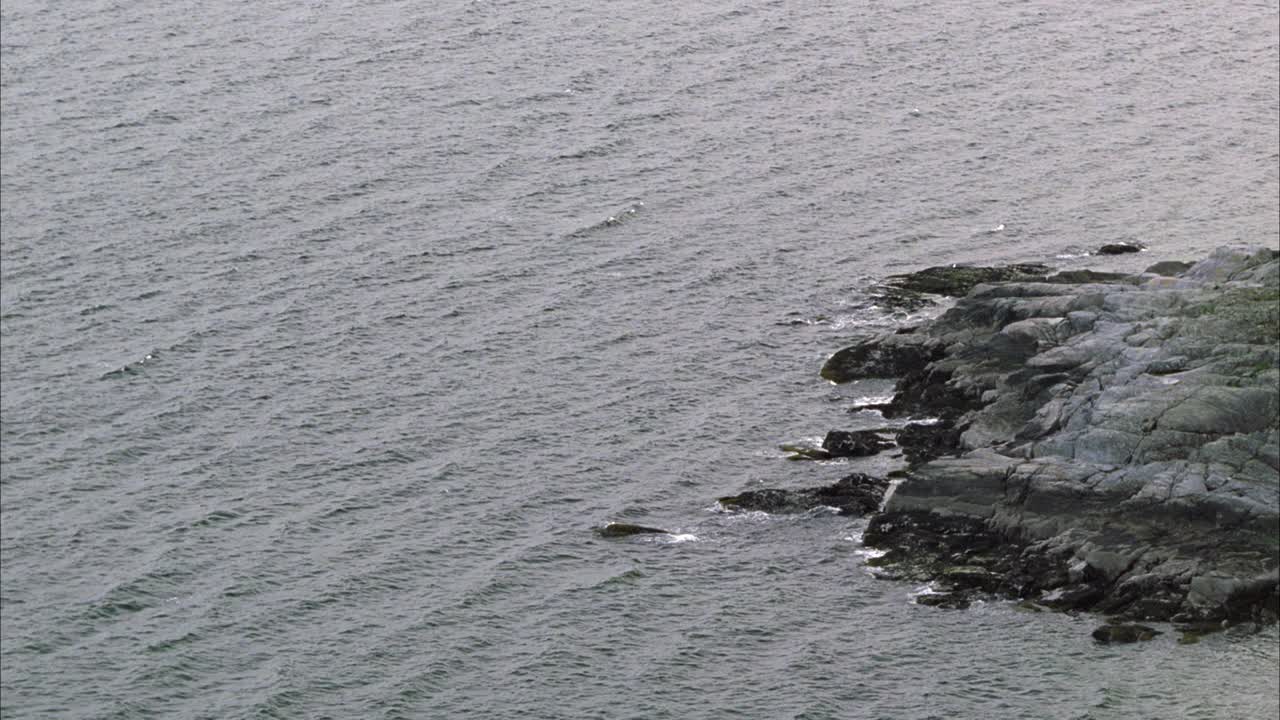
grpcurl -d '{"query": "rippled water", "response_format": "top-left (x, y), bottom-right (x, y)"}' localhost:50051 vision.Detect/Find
top-left (3, 0), bottom-right (1278, 717)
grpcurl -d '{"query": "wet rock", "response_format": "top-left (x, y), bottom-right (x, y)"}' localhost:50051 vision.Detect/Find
top-left (821, 335), bottom-right (943, 383)
top-left (596, 523), bottom-right (670, 538)
top-left (940, 565), bottom-right (1004, 592)
top-left (916, 592), bottom-right (972, 610)
top-left (1092, 624), bottom-right (1161, 643)
top-left (1174, 621), bottom-right (1225, 645)
top-left (822, 430), bottom-right (895, 458)
top-left (779, 444), bottom-right (832, 461)
top-left (848, 401), bottom-right (896, 415)
top-left (1097, 243), bottom-right (1144, 255)
top-left (719, 473), bottom-right (888, 516)
top-left (895, 421), bottom-right (964, 464)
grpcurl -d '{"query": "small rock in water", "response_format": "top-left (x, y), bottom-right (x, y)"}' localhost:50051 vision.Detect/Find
top-left (1097, 242), bottom-right (1144, 255)
top-left (718, 473), bottom-right (889, 516)
top-left (597, 522), bottom-right (670, 538)
top-left (1091, 623), bottom-right (1162, 644)
top-left (915, 592), bottom-right (972, 610)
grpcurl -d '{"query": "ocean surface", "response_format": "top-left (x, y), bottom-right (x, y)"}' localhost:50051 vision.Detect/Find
top-left (2, 0), bottom-right (1279, 717)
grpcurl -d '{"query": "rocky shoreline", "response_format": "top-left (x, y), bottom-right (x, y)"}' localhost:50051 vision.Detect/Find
top-left (733, 246), bottom-right (1280, 640)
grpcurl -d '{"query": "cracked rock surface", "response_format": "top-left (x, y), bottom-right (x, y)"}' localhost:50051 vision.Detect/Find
top-left (836, 247), bottom-right (1280, 624)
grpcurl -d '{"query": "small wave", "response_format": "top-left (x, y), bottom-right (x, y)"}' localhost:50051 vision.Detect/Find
top-left (909, 583), bottom-right (943, 600)
top-left (594, 569), bottom-right (646, 587)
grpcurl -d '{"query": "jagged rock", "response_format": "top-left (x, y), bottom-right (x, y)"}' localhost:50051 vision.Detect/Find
top-left (839, 246), bottom-right (1280, 626)
top-left (719, 473), bottom-right (888, 516)
top-left (596, 523), bottom-right (670, 538)
top-left (822, 430), bottom-right (895, 458)
top-left (1092, 624), bottom-right (1162, 643)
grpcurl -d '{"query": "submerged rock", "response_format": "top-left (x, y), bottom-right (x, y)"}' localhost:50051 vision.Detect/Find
top-left (779, 443), bottom-right (833, 461)
top-left (1092, 624), bottom-right (1161, 644)
top-left (596, 522), bottom-right (670, 538)
top-left (719, 473), bottom-right (888, 516)
top-left (832, 246), bottom-right (1280, 626)
top-left (916, 592), bottom-right (972, 610)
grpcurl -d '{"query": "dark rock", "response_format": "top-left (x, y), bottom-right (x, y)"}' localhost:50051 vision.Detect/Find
top-left (821, 335), bottom-right (944, 383)
top-left (895, 421), bottom-right (964, 464)
top-left (1041, 584), bottom-right (1107, 612)
top-left (916, 592), bottom-right (972, 610)
top-left (1092, 624), bottom-right (1161, 643)
top-left (1174, 621), bottom-right (1225, 645)
top-left (885, 264), bottom-right (1054, 297)
top-left (822, 430), bottom-right (895, 458)
top-left (596, 523), bottom-right (670, 538)
top-left (719, 473), bottom-right (888, 516)
top-left (1097, 243), bottom-right (1144, 255)
top-left (939, 565), bottom-right (1005, 592)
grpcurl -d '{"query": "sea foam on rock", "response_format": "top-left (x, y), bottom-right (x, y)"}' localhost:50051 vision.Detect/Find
top-left (831, 247), bottom-right (1280, 625)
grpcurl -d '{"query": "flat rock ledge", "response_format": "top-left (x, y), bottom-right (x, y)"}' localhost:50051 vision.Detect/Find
top-left (830, 246), bottom-right (1280, 626)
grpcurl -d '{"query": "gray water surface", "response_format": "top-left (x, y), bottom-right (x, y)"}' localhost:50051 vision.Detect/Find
top-left (3, 0), bottom-right (1278, 717)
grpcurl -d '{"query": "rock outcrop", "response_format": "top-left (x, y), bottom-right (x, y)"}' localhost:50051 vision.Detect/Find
top-left (830, 247), bottom-right (1280, 625)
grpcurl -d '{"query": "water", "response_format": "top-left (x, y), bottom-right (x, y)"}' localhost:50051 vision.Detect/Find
top-left (2, 0), bottom-right (1278, 717)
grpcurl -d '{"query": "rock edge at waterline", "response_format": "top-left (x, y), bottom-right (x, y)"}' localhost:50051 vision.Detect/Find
top-left (822, 247), bottom-right (1279, 626)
